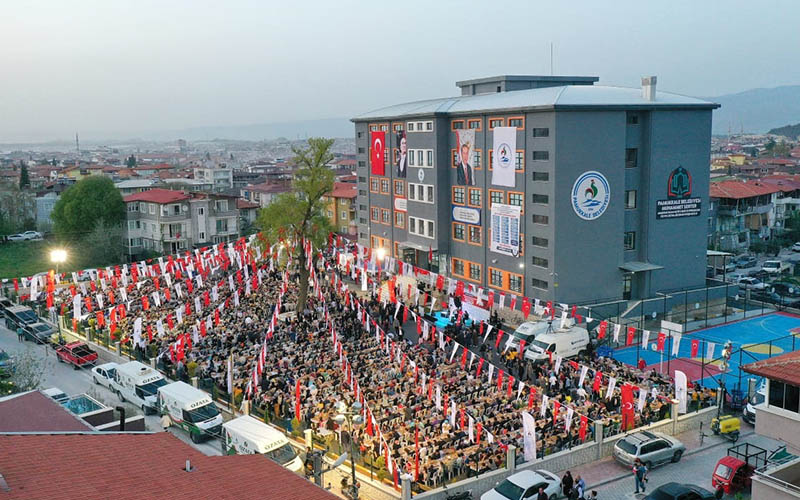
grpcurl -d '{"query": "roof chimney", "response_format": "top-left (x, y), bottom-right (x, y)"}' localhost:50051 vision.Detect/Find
top-left (185, 459), bottom-right (194, 472)
top-left (642, 76), bottom-right (657, 101)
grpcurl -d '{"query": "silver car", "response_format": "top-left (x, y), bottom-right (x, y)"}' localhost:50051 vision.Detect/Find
top-left (613, 431), bottom-right (685, 468)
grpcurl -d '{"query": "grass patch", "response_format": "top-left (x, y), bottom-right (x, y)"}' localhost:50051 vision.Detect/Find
top-left (0, 240), bottom-right (93, 279)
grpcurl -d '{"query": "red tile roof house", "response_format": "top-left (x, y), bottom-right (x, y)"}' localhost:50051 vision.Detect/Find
top-left (0, 432), bottom-right (339, 499)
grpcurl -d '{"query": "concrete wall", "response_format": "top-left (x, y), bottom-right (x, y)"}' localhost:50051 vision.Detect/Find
top-left (95, 416), bottom-right (146, 432)
top-left (755, 402), bottom-right (800, 451)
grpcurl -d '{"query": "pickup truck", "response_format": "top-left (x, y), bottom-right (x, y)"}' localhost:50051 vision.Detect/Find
top-left (56, 342), bottom-right (98, 369)
top-left (762, 260), bottom-right (791, 275)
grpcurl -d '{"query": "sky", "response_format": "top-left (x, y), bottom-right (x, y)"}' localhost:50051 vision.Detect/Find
top-left (1, 0), bottom-right (799, 143)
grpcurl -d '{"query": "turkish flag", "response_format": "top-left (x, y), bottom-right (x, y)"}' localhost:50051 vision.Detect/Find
top-left (579, 415), bottom-right (589, 442)
top-left (621, 384), bottom-right (635, 430)
top-left (598, 320), bottom-right (607, 340)
top-left (657, 332), bottom-right (666, 352)
top-left (552, 399), bottom-right (561, 426)
top-left (626, 326), bottom-right (635, 346)
top-left (691, 338), bottom-right (700, 358)
top-left (522, 297), bottom-right (531, 318)
top-left (370, 131), bottom-right (385, 175)
top-left (592, 371), bottom-right (603, 393)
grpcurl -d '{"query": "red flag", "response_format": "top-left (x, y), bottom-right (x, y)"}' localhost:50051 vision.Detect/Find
top-left (487, 291), bottom-right (494, 308)
top-left (519, 340), bottom-right (526, 356)
top-left (495, 330), bottom-right (504, 349)
top-left (96, 310), bottom-right (105, 327)
top-left (476, 422), bottom-right (482, 444)
top-left (455, 280), bottom-right (464, 299)
top-left (200, 320), bottom-right (207, 337)
top-left (522, 297), bottom-right (531, 319)
top-left (167, 315), bottom-right (174, 330)
top-left (13, 278), bottom-right (18, 292)
top-left (528, 386), bottom-right (536, 410)
top-left (507, 375), bottom-right (514, 398)
top-left (579, 415), bottom-right (589, 442)
top-left (147, 324), bottom-right (153, 342)
top-left (509, 295), bottom-right (517, 311)
top-left (72, 318), bottom-right (78, 332)
top-left (436, 275), bottom-right (444, 291)
top-left (691, 338), bottom-right (699, 358)
top-left (460, 348), bottom-right (468, 369)
top-left (476, 358), bottom-right (484, 377)
top-left (46, 293), bottom-right (53, 309)
top-left (626, 326), bottom-right (635, 346)
top-left (370, 131), bottom-right (386, 176)
top-left (460, 407), bottom-right (466, 430)
top-left (656, 332), bottom-right (666, 352)
top-left (428, 246), bottom-right (433, 263)
top-left (552, 400), bottom-right (561, 426)
top-left (214, 309), bottom-right (220, 326)
top-left (497, 369), bottom-right (504, 390)
top-left (621, 384), bottom-right (635, 430)
top-left (598, 320), bottom-right (607, 340)
top-left (142, 296), bottom-right (150, 311)
top-left (592, 371), bottom-right (603, 393)
top-left (571, 304), bottom-right (577, 317)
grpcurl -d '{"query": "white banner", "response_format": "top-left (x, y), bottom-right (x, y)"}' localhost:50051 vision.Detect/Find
top-left (675, 370), bottom-right (688, 414)
top-left (522, 411), bottom-right (537, 462)
top-left (492, 126), bottom-right (517, 187)
top-left (490, 203), bottom-right (521, 257)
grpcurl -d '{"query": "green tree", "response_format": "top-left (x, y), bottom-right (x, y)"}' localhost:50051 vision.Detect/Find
top-left (18, 164), bottom-right (30, 189)
top-left (126, 155), bottom-right (137, 168)
top-left (83, 219), bottom-right (126, 266)
top-left (51, 176), bottom-right (125, 240)
top-left (255, 137), bottom-right (335, 311)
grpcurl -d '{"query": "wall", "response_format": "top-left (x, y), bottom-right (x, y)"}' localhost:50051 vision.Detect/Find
top-left (755, 402), bottom-right (800, 451)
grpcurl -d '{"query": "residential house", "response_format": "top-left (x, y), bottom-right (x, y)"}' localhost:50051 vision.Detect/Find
top-left (709, 179), bottom-right (781, 251)
top-left (325, 182), bottom-right (357, 235)
top-left (192, 163), bottom-right (233, 192)
top-left (237, 199), bottom-right (260, 232)
top-left (115, 179), bottom-right (156, 196)
top-left (35, 180), bottom-right (74, 230)
top-left (240, 182), bottom-right (292, 209)
top-left (123, 188), bottom-right (239, 258)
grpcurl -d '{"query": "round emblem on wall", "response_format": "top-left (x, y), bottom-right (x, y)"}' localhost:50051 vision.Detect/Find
top-left (496, 143), bottom-right (513, 171)
top-left (571, 171), bottom-right (611, 220)
top-left (417, 169), bottom-right (425, 182)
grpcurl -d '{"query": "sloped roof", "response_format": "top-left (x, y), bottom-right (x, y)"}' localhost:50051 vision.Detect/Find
top-left (353, 84), bottom-right (717, 120)
top-left (0, 433), bottom-right (339, 500)
top-left (123, 188), bottom-right (191, 204)
top-left (236, 199), bottom-right (259, 209)
top-left (331, 182), bottom-right (357, 199)
top-left (743, 349), bottom-right (800, 386)
top-left (0, 391), bottom-right (91, 432)
top-left (244, 182), bottom-right (292, 194)
top-left (709, 180), bottom-right (781, 199)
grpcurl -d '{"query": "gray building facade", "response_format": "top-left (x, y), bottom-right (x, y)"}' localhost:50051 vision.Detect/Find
top-left (352, 76), bottom-right (718, 305)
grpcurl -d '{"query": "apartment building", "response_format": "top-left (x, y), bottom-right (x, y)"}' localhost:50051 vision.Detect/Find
top-left (325, 182), bottom-right (357, 235)
top-left (240, 182), bottom-right (292, 208)
top-left (352, 75), bottom-right (718, 304)
top-left (192, 164), bottom-right (233, 191)
top-left (123, 188), bottom-right (239, 258)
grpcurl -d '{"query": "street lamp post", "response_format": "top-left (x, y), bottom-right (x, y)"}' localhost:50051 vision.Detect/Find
top-left (50, 249), bottom-right (67, 282)
top-left (334, 400), bottom-right (364, 500)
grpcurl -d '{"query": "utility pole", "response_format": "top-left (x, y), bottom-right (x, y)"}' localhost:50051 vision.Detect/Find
top-left (75, 133), bottom-right (80, 154)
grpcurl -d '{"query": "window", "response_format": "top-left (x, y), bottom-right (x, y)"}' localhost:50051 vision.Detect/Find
top-left (427, 185), bottom-right (433, 202)
top-left (407, 122), bottom-right (414, 132)
top-left (172, 204), bottom-right (181, 215)
top-left (532, 171), bottom-right (549, 182)
top-left (625, 190), bottom-right (637, 209)
top-left (509, 274), bottom-right (522, 293)
top-left (149, 204), bottom-right (155, 215)
top-left (508, 117), bottom-right (524, 129)
top-left (532, 214), bottom-right (549, 225)
top-left (531, 278), bottom-right (548, 290)
top-left (451, 120), bottom-right (465, 130)
top-left (128, 220), bottom-right (135, 231)
top-left (417, 150), bottom-right (423, 167)
top-left (216, 219), bottom-right (228, 233)
top-left (408, 183), bottom-right (434, 203)
top-left (626, 113), bottom-right (639, 125)
top-left (381, 209), bottom-right (390, 224)
top-left (408, 149), bottom-right (434, 167)
top-left (358, 161), bottom-right (365, 168)
top-left (532, 127), bottom-right (549, 137)
top-left (508, 192), bottom-right (524, 208)
top-left (468, 119), bottom-right (481, 130)
top-left (532, 256), bottom-right (548, 268)
top-left (340, 211), bottom-right (348, 220)
top-left (531, 236), bottom-right (548, 248)
top-left (473, 150), bottom-right (482, 168)
top-left (532, 151), bottom-right (549, 161)
top-left (358, 176), bottom-right (367, 183)
top-left (370, 207), bottom-right (379, 222)
top-left (452, 259), bottom-right (465, 277)
top-left (453, 223), bottom-right (465, 241)
top-left (452, 186), bottom-right (466, 205)
top-left (426, 121), bottom-right (433, 131)
top-left (393, 123), bottom-right (403, 132)
top-left (380, 179), bottom-right (390, 194)
top-left (469, 263), bottom-right (481, 282)
top-left (408, 216), bottom-right (434, 238)
top-left (451, 149), bottom-right (458, 167)
top-left (531, 194), bottom-right (549, 205)
top-left (409, 150), bottom-right (415, 166)
top-left (427, 150), bottom-right (434, 167)
top-left (468, 225), bottom-right (481, 245)
top-left (515, 151), bottom-right (524, 171)
top-left (624, 231), bottom-right (636, 250)
top-left (625, 148), bottom-right (638, 168)
top-left (380, 124), bottom-right (388, 131)
top-left (468, 188), bottom-right (481, 207)
top-left (490, 268), bottom-right (503, 287)
top-left (359, 189), bottom-right (366, 196)
top-left (428, 220), bottom-right (434, 237)
top-left (370, 178), bottom-right (379, 193)
top-left (394, 180), bottom-right (405, 196)
top-left (489, 118), bottom-right (504, 129)
top-left (357, 131), bottom-right (363, 138)
top-left (409, 217), bottom-right (415, 233)
top-left (770, 380), bottom-right (786, 409)
top-left (359, 218), bottom-right (366, 224)
top-left (489, 190), bottom-right (504, 207)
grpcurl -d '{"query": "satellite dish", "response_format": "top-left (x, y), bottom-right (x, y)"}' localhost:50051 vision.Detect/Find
top-left (331, 452), bottom-right (348, 469)
top-left (182, 204), bottom-right (189, 212)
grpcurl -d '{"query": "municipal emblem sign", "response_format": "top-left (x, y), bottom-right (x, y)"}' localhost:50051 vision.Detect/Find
top-left (667, 166), bottom-right (692, 198)
top-left (497, 143), bottom-right (513, 170)
top-left (571, 171), bottom-right (610, 220)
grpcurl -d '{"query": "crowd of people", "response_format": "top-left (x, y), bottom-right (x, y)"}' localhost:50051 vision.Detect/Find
top-left (18, 239), bottom-right (708, 491)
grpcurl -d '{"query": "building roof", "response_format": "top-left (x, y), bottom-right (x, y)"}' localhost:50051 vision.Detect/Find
top-left (123, 188), bottom-right (191, 204)
top-left (0, 391), bottom-right (91, 432)
top-left (114, 179), bottom-right (156, 189)
top-left (0, 433), bottom-right (339, 500)
top-left (353, 84), bottom-right (718, 120)
top-left (331, 182), bottom-right (357, 199)
top-left (709, 180), bottom-right (782, 199)
top-left (742, 349), bottom-right (800, 386)
top-left (236, 199), bottom-right (260, 209)
top-left (244, 182), bottom-right (292, 194)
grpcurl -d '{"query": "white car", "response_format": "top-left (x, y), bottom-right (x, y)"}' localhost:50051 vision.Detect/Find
top-left (22, 231), bottom-right (42, 240)
top-left (792, 242), bottom-right (800, 252)
top-left (91, 362), bottom-right (119, 389)
top-left (7, 234), bottom-right (25, 241)
top-left (737, 277), bottom-right (767, 291)
top-left (481, 470), bottom-right (560, 500)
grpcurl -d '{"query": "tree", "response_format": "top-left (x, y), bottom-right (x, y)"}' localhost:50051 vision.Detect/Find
top-left (51, 176), bottom-right (125, 240)
top-left (18, 164), bottom-right (30, 189)
top-left (8, 348), bottom-right (51, 393)
top-left (126, 155), bottom-right (137, 168)
top-left (83, 219), bottom-right (126, 266)
top-left (255, 137), bottom-right (335, 311)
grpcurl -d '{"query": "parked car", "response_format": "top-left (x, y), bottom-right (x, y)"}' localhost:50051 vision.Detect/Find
top-left (0, 297), bottom-right (13, 318)
top-left (771, 282), bottom-right (800, 297)
top-left (643, 482), bottom-right (716, 500)
top-left (737, 277), bottom-right (767, 291)
top-left (481, 470), bottom-right (561, 500)
top-left (6, 234), bottom-right (26, 242)
top-left (735, 255), bottom-right (757, 268)
top-left (762, 260), bottom-right (790, 275)
top-left (91, 362), bottom-right (119, 388)
top-left (792, 242), bottom-right (800, 252)
top-left (21, 322), bottom-right (55, 343)
top-left (612, 431), bottom-right (685, 468)
top-left (751, 290), bottom-right (800, 308)
top-left (56, 342), bottom-right (98, 368)
top-left (22, 231), bottom-right (42, 240)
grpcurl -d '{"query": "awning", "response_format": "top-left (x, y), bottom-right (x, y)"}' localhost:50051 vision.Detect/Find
top-left (398, 241), bottom-right (437, 252)
top-left (706, 250), bottom-right (734, 257)
top-left (620, 261), bottom-right (664, 273)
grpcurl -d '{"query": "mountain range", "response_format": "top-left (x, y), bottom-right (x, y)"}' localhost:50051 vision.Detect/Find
top-left (709, 85), bottom-right (800, 136)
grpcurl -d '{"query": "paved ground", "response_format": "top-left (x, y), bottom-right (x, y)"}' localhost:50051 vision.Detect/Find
top-left (557, 421), bottom-right (782, 499)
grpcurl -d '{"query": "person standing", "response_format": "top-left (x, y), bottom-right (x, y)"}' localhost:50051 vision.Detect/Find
top-left (17, 326), bottom-right (24, 342)
top-left (633, 459), bottom-right (648, 494)
top-left (561, 470), bottom-right (574, 496)
top-left (536, 486), bottom-right (548, 500)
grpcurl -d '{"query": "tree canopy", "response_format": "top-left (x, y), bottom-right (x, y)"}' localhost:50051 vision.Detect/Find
top-left (256, 137), bottom-right (335, 309)
top-left (51, 176), bottom-right (125, 239)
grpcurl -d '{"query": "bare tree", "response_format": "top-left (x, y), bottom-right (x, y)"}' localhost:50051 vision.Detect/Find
top-left (9, 348), bottom-right (51, 392)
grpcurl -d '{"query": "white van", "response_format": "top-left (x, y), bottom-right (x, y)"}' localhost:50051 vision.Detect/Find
top-left (222, 415), bottom-right (303, 473)
top-left (158, 381), bottom-right (223, 443)
top-left (524, 326), bottom-right (590, 363)
top-left (507, 321), bottom-right (553, 350)
top-left (111, 361), bottom-right (167, 415)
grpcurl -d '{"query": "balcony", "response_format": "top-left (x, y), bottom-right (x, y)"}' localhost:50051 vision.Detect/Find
top-left (718, 203), bottom-right (773, 217)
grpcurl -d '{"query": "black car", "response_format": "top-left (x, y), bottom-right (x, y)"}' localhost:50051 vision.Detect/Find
top-left (22, 322), bottom-right (54, 344)
top-left (751, 290), bottom-right (800, 308)
top-left (0, 297), bottom-right (13, 318)
top-left (643, 482), bottom-right (717, 500)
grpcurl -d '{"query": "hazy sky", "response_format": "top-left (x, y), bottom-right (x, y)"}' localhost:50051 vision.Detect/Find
top-left (2, 0), bottom-right (799, 142)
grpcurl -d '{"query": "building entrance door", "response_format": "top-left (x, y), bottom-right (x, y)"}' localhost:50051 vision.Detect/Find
top-left (622, 273), bottom-right (632, 300)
